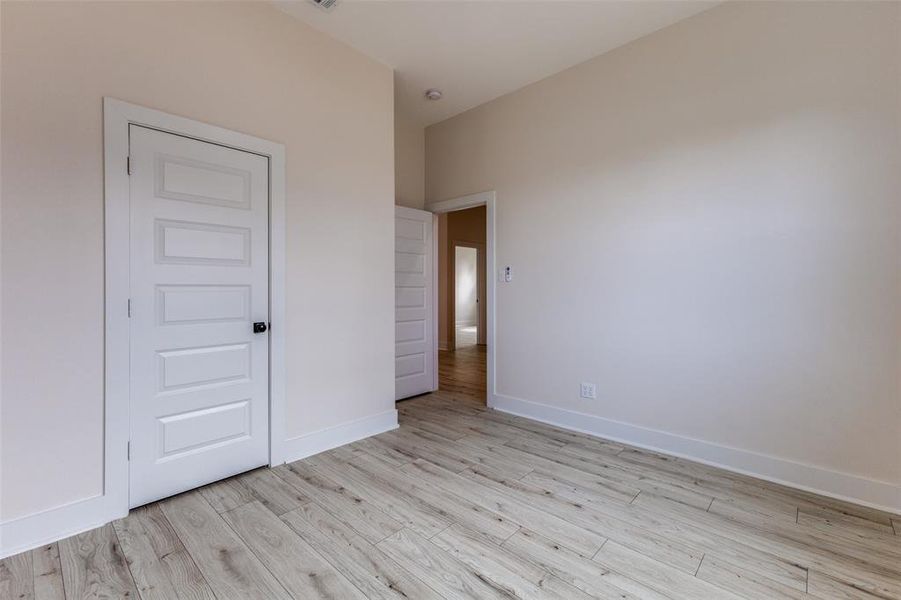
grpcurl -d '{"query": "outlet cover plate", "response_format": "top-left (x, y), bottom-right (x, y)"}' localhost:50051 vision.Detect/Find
top-left (580, 382), bottom-right (597, 400)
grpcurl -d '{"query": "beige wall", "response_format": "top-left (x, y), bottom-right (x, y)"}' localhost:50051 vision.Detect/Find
top-left (426, 1), bottom-right (901, 499)
top-left (438, 206), bottom-right (487, 350)
top-left (394, 104), bottom-right (425, 209)
top-left (1, 1), bottom-right (395, 521)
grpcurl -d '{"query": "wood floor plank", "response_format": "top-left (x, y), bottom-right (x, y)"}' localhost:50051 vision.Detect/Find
top-left (273, 460), bottom-right (404, 544)
top-left (398, 413), bottom-right (472, 441)
top-left (159, 491), bottom-right (291, 600)
top-left (799, 505), bottom-right (896, 535)
top-left (522, 469), bottom-right (809, 591)
top-left (435, 345), bottom-right (487, 403)
top-left (408, 404), bottom-right (566, 448)
top-left (502, 528), bottom-right (669, 600)
top-left (634, 493), bottom-right (901, 598)
top-left (198, 468), bottom-right (309, 518)
top-left (305, 451), bottom-right (453, 538)
top-left (461, 464), bottom-right (704, 575)
top-left (31, 544), bottom-right (65, 600)
top-left (401, 458), bottom-right (607, 557)
top-left (0, 549), bottom-right (34, 600)
top-left (618, 447), bottom-right (895, 527)
top-left (695, 554), bottom-right (811, 600)
top-left (428, 401), bottom-right (621, 454)
top-left (593, 540), bottom-right (743, 600)
top-left (368, 430), bottom-right (474, 473)
top-left (615, 448), bottom-right (802, 516)
top-left (350, 449), bottom-right (521, 545)
top-left (502, 436), bottom-right (715, 510)
top-left (281, 502), bottom-right (443, 600)
top-left (348, 436), bottom-right (416, 467)
top-left (198, 477), bottom-right (255, 514)
top-left (376, 528), bottom-right (514, 600)
top-left (432, 523), bottom-right (596, 599)
top-left (404, 426), bottom-right (535, 478)
top-left (113, 504), bottom-right (215, 600)
top-left (458, 435), bottom-right (645, 505)
top-left (796, 508), bottom-right (901, 552)
top-left (707, 498), bottom-right (901, 575)
top-left (380, 428), bottom-right (483, 473)
top-left (58, 524), bottom-right (139, 599)
top-left (807, 570), bottom-right (888, 600)
top-left (221, 500), bottom-right (366, 599)
top-left (235, 468), bottom-right (311, 516)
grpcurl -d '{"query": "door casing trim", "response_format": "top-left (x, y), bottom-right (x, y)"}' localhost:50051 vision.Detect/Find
top-left (103, 98), bottom-right (287, 520)
top-left (427, 191), bottom-right (497, 406)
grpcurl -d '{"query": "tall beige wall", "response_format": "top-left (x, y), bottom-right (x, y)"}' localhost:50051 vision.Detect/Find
top-left (395, 105), bottom-right (425, 209)
top-left (426, 1), bottom-right (901, 507)
top-left (1, 1), bottom-right (395, 521)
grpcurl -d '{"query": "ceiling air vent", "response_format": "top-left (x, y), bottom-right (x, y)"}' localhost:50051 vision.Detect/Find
top-left (310, 0), bottom-right (338, 12)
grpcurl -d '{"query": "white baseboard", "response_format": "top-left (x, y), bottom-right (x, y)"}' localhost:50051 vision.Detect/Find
top-left (0, 494), bottom-right (118, 559)
top-left (277, 409), bottom-right (398, 465)
top-left (1, 410), bottom-right (398, 560)
top-left (490, 393), bottom-right (901, 514)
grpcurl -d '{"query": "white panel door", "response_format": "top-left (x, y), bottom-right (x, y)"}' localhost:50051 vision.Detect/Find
top-left (129, 125), bottom-right (270, 508)
top-left (395, 206), bottom-right (435, 400)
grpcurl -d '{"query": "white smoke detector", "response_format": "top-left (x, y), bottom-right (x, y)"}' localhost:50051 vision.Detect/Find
top-left (424, 89), bottom-right (443, 101)
top-left (309, 0), bottom-right (338, 12)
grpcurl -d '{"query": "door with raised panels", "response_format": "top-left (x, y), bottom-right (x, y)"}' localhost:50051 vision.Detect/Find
top-left (128, 125), bottom-right (270, 508)
top-left (395, 206), bottom-right (435, 400)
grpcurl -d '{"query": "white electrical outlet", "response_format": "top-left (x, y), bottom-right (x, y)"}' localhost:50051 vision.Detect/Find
top-left (580, 382), bottom-right (597, 400)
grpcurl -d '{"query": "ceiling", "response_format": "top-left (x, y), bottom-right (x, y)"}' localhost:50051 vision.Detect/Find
top-left (277, 1), bottom-right (717, 128)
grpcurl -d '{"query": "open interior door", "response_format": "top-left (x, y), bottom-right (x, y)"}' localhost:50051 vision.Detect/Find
top-left (395, 206), bottom-right (436, 400)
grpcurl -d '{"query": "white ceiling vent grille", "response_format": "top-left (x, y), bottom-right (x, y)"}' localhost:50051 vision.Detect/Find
top-left (309, 0), bottom-right (339, 12)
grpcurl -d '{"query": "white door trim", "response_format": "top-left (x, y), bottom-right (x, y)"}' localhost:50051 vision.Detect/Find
top-left (103, 98), bottom-right (287, 521)
top-left (426, 191), bottom-right (497, 405)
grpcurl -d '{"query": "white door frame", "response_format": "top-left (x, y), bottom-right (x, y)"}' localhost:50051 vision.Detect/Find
top-left (427, 191), bottom-right (497, 405)
top-left (103, 98), bottom-right (287, 519)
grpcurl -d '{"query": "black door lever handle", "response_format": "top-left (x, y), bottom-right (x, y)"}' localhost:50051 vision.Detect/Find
top-left (253, 321), bottom-right (268, 334)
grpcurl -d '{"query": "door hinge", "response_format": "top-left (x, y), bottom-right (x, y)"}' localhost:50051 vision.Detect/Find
top-left (126, 156), bottom-right (131, 175)
top-left (127, 441), bottom-right (131, 461)
top-left (127, 298), bottom-right (132, 318)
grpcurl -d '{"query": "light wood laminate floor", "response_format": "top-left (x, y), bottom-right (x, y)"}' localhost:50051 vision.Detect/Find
top-left (3, 348), bottom-right (899, 599)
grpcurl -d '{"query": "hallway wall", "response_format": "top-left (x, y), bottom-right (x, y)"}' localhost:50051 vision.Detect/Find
top-left (455, 247), bottom-right (478, 328)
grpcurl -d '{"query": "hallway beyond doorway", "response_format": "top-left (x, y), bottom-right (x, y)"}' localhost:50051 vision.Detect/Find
top-left (455, 325), bottom-right (477, 347)
top-left (438, 345), bottom-right (486, 406)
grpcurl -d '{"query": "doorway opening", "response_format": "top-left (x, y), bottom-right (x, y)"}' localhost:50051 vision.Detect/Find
top-left (437, 205), bottom-right (488, 404)
top-left (393, 190), bottom-right (496, 410)
top-left (454, 244), bottom-right (482, 349)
